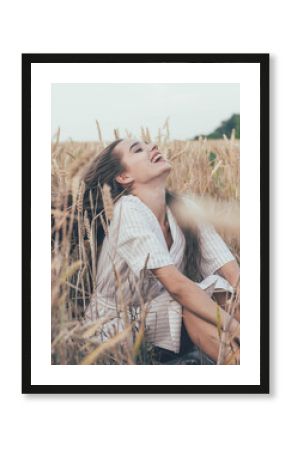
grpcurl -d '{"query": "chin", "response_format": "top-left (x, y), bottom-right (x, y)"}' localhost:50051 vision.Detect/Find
top-left (161, 160), bottom-right (172, 173)
top-left (157, 161), bottom-right (172, 179)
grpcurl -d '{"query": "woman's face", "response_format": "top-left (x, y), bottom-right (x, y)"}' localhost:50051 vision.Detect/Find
top-left (114, 139), bottom-right (172, 188)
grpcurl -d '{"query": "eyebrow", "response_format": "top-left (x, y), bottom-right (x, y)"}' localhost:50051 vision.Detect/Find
top-left (129, 141), bottom-right (140, 152)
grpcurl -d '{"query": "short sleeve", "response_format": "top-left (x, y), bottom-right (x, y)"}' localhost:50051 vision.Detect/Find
top-left (109, 196), bottom-right (174, 278)
top-left (199, 222), bottom-right (236, 277)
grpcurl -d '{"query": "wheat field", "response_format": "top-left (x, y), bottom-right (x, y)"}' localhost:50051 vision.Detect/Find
top-left (51, 123), bottom-right (240, 365)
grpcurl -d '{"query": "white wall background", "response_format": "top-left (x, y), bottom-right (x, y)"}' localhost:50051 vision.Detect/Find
top-left (0, 1), bottom-right (286, 449)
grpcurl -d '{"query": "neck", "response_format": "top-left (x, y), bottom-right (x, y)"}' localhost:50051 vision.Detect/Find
top-left (131, 182), bottom-right (167, 227)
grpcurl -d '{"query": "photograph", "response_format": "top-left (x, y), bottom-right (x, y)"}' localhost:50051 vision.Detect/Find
top-left (23, 53), bottom-right (269, 393)
top-left (51, 83), bottom-right (241, 367)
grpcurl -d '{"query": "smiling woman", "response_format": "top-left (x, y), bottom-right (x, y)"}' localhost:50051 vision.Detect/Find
top-left (79, 138), bottom-right (240, 365)
top-left (115, 139), bottom-right (172, 189)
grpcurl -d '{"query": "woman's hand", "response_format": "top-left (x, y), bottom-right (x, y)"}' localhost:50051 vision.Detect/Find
top-left (152, 265), bottom-right (240, 364)
top-left (152, 265), bottom-right (238, 331)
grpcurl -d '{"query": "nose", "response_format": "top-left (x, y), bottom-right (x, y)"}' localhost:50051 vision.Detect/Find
top-left (149, 143), bottom-right (158, 153)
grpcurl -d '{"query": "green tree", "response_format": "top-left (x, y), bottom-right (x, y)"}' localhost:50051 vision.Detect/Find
top-left (193, 114), bottom-right (240, 140)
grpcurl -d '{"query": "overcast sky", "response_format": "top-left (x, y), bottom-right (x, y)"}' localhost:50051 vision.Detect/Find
top-left (51, 83), bottom-right (239, 142)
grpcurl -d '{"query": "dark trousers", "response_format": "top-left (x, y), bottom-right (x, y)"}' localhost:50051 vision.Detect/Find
top-left (153, 321), bottom-right (216, 365)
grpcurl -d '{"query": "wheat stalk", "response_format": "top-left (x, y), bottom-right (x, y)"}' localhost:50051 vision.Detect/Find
top-left (101, 183), bottom-right (114, 222)
top-left (51, 122), bottom-right (240, 365)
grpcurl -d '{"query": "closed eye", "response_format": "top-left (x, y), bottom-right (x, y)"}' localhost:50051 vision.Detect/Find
top-left (134, 148), bottom-right (143, 153)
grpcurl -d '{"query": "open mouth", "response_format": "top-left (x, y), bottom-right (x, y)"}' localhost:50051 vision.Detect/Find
top-left (151, 153), bottom-right (165, 163)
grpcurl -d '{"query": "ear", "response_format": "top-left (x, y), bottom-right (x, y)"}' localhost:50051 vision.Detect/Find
top-left (115, 173), bottom-right (134, 186)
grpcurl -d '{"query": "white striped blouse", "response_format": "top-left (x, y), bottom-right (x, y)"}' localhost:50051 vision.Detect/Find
top-left (84, 194), bottom-right (236, 354)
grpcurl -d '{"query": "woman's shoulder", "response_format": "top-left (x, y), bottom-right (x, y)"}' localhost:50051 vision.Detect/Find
top-left (116, 194), bottom-right (139, 205)
top-left (113, 194), bottom-right (156, 226)
top-left (114, 194), bottom-right (141, 212)
top-left (115, 194), bottom-right (150, 213)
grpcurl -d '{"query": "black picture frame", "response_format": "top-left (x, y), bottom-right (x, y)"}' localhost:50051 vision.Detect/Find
top-left (22, 53), bottom-right (269, 394)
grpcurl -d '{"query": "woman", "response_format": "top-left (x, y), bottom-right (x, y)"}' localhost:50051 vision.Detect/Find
top-left (82, 138), bottom-right (240, 364)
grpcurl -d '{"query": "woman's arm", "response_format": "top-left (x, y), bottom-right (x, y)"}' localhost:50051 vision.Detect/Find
top-left (216, 259), bottom-right (240, 288)
top-left (151, 265), bottom-right (240, 339)
top-left (215, 259), bottom-right (240, 321)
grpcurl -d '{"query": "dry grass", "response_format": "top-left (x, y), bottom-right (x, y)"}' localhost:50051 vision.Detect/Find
top-left (51, 123), bottom-right (240, 365)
